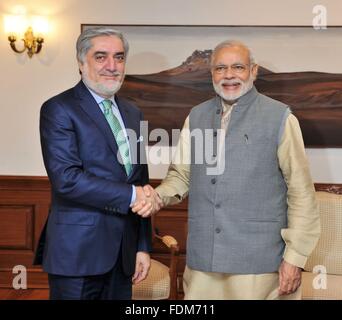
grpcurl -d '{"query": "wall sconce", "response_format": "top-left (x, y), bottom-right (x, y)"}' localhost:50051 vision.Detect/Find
top-left (4, 15), bottom-right (49, 58)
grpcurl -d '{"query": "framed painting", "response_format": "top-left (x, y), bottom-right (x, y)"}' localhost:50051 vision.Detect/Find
top-left (81, 24), bottom-right (342, 147)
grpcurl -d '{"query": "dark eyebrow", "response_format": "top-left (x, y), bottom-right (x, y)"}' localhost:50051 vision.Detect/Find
top-left (114, 52), bottom-right (125, 57)
top-left (93, 51), bottom-right (107, 56)
top-left (93, 51), bottom-right (125, 57)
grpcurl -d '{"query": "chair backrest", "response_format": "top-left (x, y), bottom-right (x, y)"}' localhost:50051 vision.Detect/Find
top-left (302, 188), bottom-right (342, 299)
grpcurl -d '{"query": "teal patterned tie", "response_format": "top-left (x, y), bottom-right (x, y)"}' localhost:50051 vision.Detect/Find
top-left (101, 99), bottom-right (132, 175)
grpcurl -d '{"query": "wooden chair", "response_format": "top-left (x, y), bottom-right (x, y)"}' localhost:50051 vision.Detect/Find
top-left (132, 216), bottom-right (180, 300)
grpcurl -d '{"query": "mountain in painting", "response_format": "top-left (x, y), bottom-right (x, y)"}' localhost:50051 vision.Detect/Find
top-left (120, 50), bottom-right (342, 146)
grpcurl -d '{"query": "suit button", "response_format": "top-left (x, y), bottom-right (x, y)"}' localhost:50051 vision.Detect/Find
top-left (211, 178), bottom-right (216, 184)
top-left (213, 131), bottom-right (217, 137)
top-left (105, 206), bottom-right (108, 210)
top-left (215, 204), bottom-right (220, 209)
top-left (216, 109), bottom-right (221, 115)
top-left (215, 228), bottom-right (221, 234)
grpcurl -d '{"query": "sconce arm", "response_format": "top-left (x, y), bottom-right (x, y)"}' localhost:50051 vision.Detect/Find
top-left (8, 36), bottom-right (26, 54)
top-left (35, 37), bottom-right (44, 54)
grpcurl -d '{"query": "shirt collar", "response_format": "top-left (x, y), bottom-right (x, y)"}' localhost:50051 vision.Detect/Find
top-left (82, 80), bottom-right (116, 106)
top-left (221, 99), bottom-right (235, 115)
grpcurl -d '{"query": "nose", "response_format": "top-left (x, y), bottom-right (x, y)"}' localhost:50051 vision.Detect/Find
top-left (106, 56), bottom-right (117, 71)
top-left (223, 67), bottom-right (235, 79)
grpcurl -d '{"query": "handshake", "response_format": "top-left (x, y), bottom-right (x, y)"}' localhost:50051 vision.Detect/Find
top-left (131, 185), bottom-right (164, 217)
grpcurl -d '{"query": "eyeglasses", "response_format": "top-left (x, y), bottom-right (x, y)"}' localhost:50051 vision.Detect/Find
top-left (212, 63), bottom-right (252, 75)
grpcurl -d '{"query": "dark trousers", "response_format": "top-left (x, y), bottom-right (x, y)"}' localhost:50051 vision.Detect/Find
top-left (48, 254), bottom-right (132, 300)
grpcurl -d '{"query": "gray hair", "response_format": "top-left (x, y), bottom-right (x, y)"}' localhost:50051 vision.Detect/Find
top-left (210, 40), bottom-right (255, 66)
top-left (76, 26), bottom-right (129, 63)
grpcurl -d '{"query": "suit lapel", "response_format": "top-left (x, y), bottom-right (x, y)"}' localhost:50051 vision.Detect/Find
top-left (74, 81), bottom-right (126, 175)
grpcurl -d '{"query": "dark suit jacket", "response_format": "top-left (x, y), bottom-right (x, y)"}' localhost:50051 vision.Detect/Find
top-left (34, 81), bottom-right (151, 277)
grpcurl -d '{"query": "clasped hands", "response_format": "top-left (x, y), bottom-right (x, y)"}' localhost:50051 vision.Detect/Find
top-left (131, 185), bottom-right (163, 217)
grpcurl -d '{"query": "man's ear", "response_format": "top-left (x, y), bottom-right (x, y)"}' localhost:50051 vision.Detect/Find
top-left (252, 64), bottom-right (259, 80)
top-left (78, 60), bottom-right (84, 74)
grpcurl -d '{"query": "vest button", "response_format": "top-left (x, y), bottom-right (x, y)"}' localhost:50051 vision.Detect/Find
top-left (211, 178), bottom-right (216, 184)
top-left (215, 204), bottom-right (220, 209)
top-left (215, 228), bottom-right (221, 233)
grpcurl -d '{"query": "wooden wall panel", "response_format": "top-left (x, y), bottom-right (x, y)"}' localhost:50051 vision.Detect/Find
top-left (0, 175), bottom-right (341, 299)
top-left (0, 176), bottom-right (51, 292)
top-left (0, 206), bottom-right (33, 249)
top-left (0, 268), bottom-right (49, 288)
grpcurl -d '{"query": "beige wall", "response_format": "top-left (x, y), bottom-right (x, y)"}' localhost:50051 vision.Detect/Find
top-left (1, 0), bottom-right (342, 182)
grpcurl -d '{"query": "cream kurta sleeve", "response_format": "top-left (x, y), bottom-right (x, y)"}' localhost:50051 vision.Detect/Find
top-left (156, 116), bottom-right (191, 206)
top-left (278, 113), bottom-right (321, 268)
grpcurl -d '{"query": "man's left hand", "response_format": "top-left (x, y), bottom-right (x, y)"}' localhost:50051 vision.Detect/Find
top-left (132, 251), bottom-right (151, 285)
top-left (278, 260), bottom-right (302, 295)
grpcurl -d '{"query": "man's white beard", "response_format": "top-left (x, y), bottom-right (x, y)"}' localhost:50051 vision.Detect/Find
top-left (213, 76), bottom-right (254, 103)
top-left (82, 75), bottom-right (124, 97)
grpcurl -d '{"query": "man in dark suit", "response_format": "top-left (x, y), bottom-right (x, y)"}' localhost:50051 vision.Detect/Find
top-left (35, 27), bottom-right (155, 299)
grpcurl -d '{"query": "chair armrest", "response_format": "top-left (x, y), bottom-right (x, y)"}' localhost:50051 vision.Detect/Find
top-left (155, 234), bottom-right (178, 249)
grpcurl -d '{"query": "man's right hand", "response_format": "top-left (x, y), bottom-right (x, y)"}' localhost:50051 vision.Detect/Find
top-left (131, 185), bottom-right (163, 217)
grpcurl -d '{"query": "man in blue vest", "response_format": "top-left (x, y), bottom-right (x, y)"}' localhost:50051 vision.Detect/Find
top-left (133, 40), bottom-right (320, 299)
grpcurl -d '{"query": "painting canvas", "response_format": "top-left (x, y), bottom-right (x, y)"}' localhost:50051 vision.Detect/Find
top-left (81, 25), bottom-right (342, 147)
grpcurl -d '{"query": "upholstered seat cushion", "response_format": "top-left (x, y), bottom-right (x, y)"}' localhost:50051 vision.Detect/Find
top-left (302, 191), bottom-right (342, 299)
top-left (304, 191), bottom-right (342, 274)
top-left (132, 259), bottom-right (170, 300)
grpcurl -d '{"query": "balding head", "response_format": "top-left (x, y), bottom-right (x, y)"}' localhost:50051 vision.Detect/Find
top-left (211, 40), bottom-right (255, 66)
